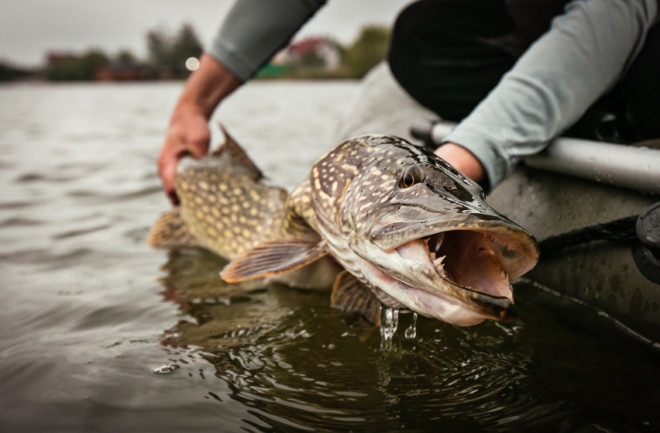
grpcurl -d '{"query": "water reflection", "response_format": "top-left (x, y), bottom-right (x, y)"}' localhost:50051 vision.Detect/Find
top-left (155, 248), bottom-right (660, 432)
top-left (157, 248), bottom-right (278, 349)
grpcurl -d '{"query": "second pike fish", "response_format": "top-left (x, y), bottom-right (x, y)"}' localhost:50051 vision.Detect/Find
top-left (149, 127), bottom-right (539, 326)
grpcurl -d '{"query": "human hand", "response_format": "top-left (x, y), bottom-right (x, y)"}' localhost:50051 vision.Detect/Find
top-left (156, 54), bottom-right (242, 206)
top-left (157, 105), bottom-right (211, 205)
top-left (434, 142), bottom-right (485, 184)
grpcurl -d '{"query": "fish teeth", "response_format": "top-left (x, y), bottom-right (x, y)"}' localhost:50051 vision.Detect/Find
top-left (433, 255), bottom-right (447, 276)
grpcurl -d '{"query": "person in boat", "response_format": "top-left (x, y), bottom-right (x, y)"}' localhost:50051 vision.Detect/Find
top-left (157, 0), bottom-right (659, 204)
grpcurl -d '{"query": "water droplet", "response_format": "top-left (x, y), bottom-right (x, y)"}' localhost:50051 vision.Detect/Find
top-left (379, 306), bottom-right (399, 352)
top-left (404, 312), bottom-right (418, 340)
top-left (152, 364), bottom-right (180, 375)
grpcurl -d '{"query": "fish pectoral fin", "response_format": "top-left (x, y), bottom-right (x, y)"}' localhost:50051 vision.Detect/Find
top-left (148, 209), bottom-right (198, 248)
top-left (220, 238), bottom-right (328, 282)
top-left (330, 271), bottom-right (381, 326)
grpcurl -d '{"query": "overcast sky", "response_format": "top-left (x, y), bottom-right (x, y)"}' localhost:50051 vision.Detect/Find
top-left (0, 0), bottom-right (412, 67)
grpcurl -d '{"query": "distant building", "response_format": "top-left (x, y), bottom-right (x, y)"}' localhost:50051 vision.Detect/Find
top-left (94, 64), bottom-right (150, 81)
top-left (46, 51), bottom-right (71, 66)
top-left (274, 37), bottom-right (341, 70)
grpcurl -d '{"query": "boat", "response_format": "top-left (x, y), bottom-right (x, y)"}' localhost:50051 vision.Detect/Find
top-left (335, 63), bottom-right (660, 344)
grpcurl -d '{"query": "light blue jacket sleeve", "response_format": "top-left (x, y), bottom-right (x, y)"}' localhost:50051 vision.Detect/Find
top-left (207, 0), bottom-right (327, 81)
top-left (443, 0), bottom-right (659, 189)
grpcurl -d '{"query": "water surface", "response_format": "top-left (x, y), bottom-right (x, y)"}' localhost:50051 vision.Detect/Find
top-left (0, 82), bottom-right (658, 433)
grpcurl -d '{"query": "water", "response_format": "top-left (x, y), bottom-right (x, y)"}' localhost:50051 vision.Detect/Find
top-left (1, 81), bottom-right (659, 433)
top-left (404, 312), bottom-right (418, 340)
top-left (380, 307), bottom-right (400, 352)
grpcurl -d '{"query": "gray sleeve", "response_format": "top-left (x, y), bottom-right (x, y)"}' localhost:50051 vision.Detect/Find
top-left (207, 0), bottom-right (327, 81)
top-left (442, 0), bottom-right (659, 189)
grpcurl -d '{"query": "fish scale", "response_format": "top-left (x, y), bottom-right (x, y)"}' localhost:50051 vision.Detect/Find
top-left (149, 127), bottom-right (340, 292)
top-left (151, 129), bottom-right (538, 326)
top-left (177, 158), bottom-right (289, 257)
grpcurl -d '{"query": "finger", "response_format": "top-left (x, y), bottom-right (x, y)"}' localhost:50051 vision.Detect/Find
top-left (186, 129), bottom-right (211, 158)
top-left (167, 190), bottom-right (180, 207)
top-left (159, 155), bottom-right (180, 206)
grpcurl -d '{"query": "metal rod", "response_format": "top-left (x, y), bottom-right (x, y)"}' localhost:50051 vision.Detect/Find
top-left (411, 119), bottom-right (660, 194)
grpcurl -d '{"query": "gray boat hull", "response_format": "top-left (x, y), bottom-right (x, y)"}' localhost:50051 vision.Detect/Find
top-left (337, 63), bottom-right (660, 342)
top-left (489, 165), bottom-right (659, 341)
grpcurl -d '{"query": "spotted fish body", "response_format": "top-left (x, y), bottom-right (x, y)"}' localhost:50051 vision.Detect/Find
top-left (152, 130), bottom-right (539, 326)
top-left (148, 128), bottom-right (339, 291)
top-left (175, 156), bottom-right (288, 258)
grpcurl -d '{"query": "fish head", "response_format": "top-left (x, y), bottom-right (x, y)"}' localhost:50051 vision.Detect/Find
top-left (313, 135), bottom-right (539, 326)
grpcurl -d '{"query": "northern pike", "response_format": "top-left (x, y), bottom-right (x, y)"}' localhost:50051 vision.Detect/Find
top-left (150, 128), bottom-right (539, 326)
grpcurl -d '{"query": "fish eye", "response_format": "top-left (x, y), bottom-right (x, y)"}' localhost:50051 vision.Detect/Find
top-left (400, 164), bottom-right (425, 188)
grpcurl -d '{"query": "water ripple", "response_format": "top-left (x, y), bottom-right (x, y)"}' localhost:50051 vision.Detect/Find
top-left (2, 82), bottom-right (659, 433)
top-left (0, 200), bottom-right (34, 209)
top-left (0, 217), bottom-right (44, 227)
top-left (53, 224), bottom-right (111, 239)
top-left (15, 172), bottom-right (79, 183)
top-left (66, 185), bottom-right (162, 202)
top-left (0, 247), bottom-right (94, 265)
top-left (152, 271), bottom-right (660, 432)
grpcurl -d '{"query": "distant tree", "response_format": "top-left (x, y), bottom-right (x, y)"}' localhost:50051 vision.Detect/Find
top-left (0, 61), bottom-right (19, 81)
top-left (342, 26), bottom-right (391, 79)
top-left (147, 29), bottom-right (171, 70)
top-left (45, 49), bottom-right (109, 81)
top-left (299, 51), bottom-right (326, 69)
top-left (45, 53), bottom-right (75, 81)
top-left (115, 49), bottom-right (139, 67)
top-left (146, 23), bottom-right (203, 78)
top-left (79, 50), bottom-right (109, 77)
top-left (171, 24), bottom-right (203, 66)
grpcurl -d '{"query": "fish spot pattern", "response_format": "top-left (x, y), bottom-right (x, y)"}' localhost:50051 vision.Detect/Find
top-left (176, 160), bottom-right (289, 258)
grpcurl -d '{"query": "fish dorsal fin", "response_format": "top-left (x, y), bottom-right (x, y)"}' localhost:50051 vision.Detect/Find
top-left (220, 238), bottom-right (328, 283)
top-left (148, 208), bottom-right (199, 248)
top-left (331, 270), bottom-right (381, 326)
top-left (210, 124), bottom-right (263, 180)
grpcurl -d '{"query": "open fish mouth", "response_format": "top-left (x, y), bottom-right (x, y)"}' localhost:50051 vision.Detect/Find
top-left (426, 231), bottom-right (516, 299)
top-left (368, 227), bottom-right (538, 325)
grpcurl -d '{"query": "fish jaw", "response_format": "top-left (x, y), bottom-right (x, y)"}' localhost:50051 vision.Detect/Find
top-left (348, 226), bottom-right (537, 325)
top-left (366, 266), bottom-right (508, 326)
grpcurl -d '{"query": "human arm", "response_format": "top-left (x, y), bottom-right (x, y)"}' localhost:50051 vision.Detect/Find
top-left (438, 0), bottom-right (659, 190)
top-left (434, 142), bottom-right (485, 183)
top-left (208, 0), bottom-right (327, 81)
top-left (158, 55), bottom-right (241, 205)
top-left (158, 0), bottom-right (327, 205)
